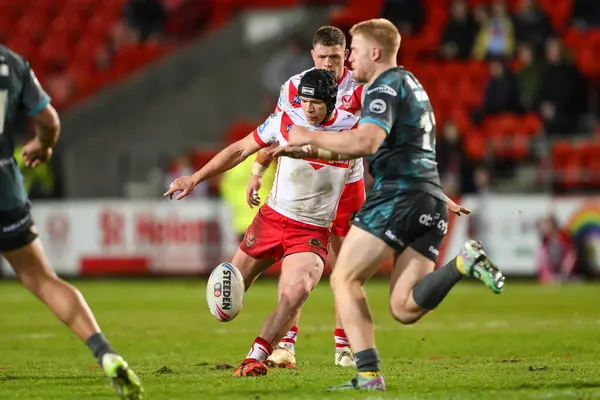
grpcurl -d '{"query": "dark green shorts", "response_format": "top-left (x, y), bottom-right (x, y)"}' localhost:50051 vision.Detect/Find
top-left (352, 189), bottom-right (448, 262)
top-left (0, 202), bottom-right (37, 252)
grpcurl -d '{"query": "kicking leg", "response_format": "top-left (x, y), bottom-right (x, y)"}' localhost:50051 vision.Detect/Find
top-left (233, 252), bottom-right (324, 376)
top-left (391, 240), bottom-right (505, 325)
top-left (266, 234), bottom-right (352, 369)
top-left (230, 247), bottom-right (275, 292)
top-left (4, 235), bottom-right (142, 399)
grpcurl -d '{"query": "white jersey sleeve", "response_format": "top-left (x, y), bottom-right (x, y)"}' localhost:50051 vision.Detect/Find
top-left (252, 112), bottom-right (282, 147)
top-left (276, 79), bottom-right (293, 112)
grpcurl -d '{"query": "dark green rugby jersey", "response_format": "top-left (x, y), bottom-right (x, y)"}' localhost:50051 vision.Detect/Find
top-left (359, 66), bottom-right (444, 201)
top-left (0, 45), bottom-right (51, 210)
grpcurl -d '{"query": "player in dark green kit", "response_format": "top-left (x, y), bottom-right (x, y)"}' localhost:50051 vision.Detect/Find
top-left (272, 19), bottom-right (505, 391)
top-left (0, 45), bottom-right (143, 399)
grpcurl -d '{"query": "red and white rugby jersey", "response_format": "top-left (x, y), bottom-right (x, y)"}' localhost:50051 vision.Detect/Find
top-left (275, 67), bottom-right (365, 184)
top-left (252, 107), bottom-right (359, 228)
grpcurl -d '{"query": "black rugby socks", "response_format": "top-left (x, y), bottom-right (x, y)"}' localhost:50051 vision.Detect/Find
top-left (412, 256), bottom-right (464, 310)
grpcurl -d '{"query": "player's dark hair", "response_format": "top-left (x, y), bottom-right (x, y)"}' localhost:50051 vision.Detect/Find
top-left (298, 69), bottom-right (338, 123)
top-left (312, 26), bottom-right (346, 48)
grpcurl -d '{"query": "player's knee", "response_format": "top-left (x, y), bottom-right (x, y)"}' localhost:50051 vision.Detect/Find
top-left (390, 303), bottom-right (419, 325)
top-left (330, 265), bottom-right (360, 291)
top-left (279, 278), bottom-right (312, 310)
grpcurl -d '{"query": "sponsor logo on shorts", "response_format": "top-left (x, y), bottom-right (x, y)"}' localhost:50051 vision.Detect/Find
top-left (245, 232), bottom-right (256, 247)
top-left (213, 282), bottom-right (222, 297)
top-left (2, 215), bottom-right (30, 233)
top-left (308, 238), bottom-right (327, 251)
top-left (437, 219), bottom-right (448, 234)
top-left (385, 230), bottom-right (404, 247)
top-left (418, 213), bottom-right (433, 227)
top-left (429, 246), bottom-right (439, 256)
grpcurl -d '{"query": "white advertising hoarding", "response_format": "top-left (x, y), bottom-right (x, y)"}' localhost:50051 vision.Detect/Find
top-left (1, 200), bottom-right (238, 276)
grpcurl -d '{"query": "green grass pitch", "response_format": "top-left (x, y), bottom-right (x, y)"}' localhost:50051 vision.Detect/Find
top-left (1, 278), bottom-right (599, 399)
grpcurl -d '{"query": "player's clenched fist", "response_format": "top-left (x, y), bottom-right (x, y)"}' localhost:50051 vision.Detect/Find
top-left (164, 175), bottom-right (197, 200)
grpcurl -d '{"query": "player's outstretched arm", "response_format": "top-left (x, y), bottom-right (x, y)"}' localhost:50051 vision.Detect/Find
top-left (165, 133), bottom-right (262, 200)
top-left (270, 143), bottom-right (357, 161)
top-left (283, 123), bottom-right (386, 157)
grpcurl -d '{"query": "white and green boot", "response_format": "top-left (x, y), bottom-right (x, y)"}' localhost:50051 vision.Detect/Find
top-left (101, 354), bottom-right (143, 399)
top-left (458, 240), bottom-right (505, 294)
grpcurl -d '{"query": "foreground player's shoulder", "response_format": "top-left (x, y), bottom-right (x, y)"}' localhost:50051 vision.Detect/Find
top-left (0, 45), bottom-right (27, 75)
top-left (369, 67), bottom-right (405, 95)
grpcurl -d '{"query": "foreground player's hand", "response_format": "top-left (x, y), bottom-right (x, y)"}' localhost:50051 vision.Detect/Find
top-left (246, 175), bottom-right (262, 208)
top-left (164, 175), bottom-right (197, 200)
top-left (269, 145), bottom-right (310, 159)
top-left (447, 198), bottom-right (471, 216)
top-left (21, 138), bottom-right (52, 168)
top-left (286, 125), bottom-right (312, 146)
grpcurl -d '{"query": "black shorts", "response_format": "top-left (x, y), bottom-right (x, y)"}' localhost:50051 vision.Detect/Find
top-left (353, 189), bottom-right (448, 262)
top-left (0, 202), bottom-right (37, 252)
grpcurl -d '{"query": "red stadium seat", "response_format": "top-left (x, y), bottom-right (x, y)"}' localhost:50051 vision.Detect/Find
top-left (580, 141), bottom-right (600, 188)
top-left (464, 133), bottom-right (487, 161)
top-left (552, 142), bottom-right (582, 189)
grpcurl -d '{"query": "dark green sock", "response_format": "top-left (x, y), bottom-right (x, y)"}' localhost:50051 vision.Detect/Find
top-left (355, 348), bottom-right (381, 373)
top-left (412, 257), bottom-right (463, 310)
top-left (86, 332), bottom-right (116, 364)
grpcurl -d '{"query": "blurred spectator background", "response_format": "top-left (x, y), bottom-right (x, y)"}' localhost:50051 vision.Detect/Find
top-left (2, 0), bottom-right (600, 281)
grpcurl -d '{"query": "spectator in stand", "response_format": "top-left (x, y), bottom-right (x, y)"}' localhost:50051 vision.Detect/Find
top-left (123, 0), bottom-right (167, 43)
top-left (537, 38), bottom-right (587, 135)
top-left (436, 120), bottom-right (469, 195)
top-left (440, 0), bottom-right (478, 60)
top-left (515, 43), bottom-right (544, 111)
top-left (382, 0), bottom-right (426, 36)
top-left (472, 0), bottom-right (515, 60)
top-left (513, 0), bottom-right (554, 52)
top-left (475, 58), bottom-right (521, 122)
top-left (536, 215), bottom-right (576, 284)
top-left (572, 0), bottom-right (600, 30)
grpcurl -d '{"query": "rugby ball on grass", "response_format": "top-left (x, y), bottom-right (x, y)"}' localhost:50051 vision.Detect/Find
top-left (206, 262), bottom-right (245, 322)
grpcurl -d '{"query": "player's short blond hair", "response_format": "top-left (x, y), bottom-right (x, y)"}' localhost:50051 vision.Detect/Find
top-left (350, 18), bottom-right (401, 58)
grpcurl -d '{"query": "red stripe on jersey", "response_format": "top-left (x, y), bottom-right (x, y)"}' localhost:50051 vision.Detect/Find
top-left (287, 80), bottom-right (299, 109)
top-left (303, 159), bottom-right (350, 169)
top-left (252, 129), bottom-right (269, 147)
top-left (280, 112), bottom-right (294, 141)
top-left (321, 109), bottom-right (338, 127)
top-left (351, 120), bottom-right (359, 130)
